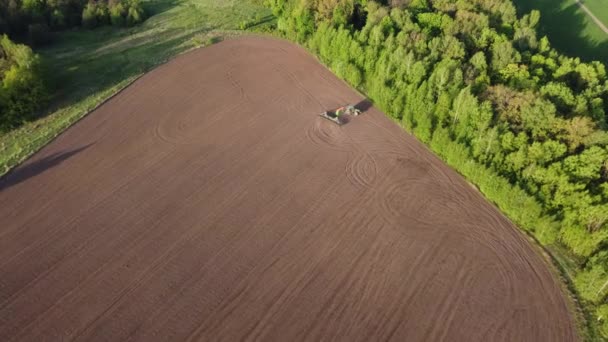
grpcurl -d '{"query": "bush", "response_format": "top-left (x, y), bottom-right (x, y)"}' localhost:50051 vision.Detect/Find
top-left (126, 0), bottom-right (146, 27)
top-left (239, 20), bottom-right (251, 30)
top-left (126, 7), bottom-right (140, 26)
top-left (109, 2), bottom-right (127, 27)
top-left (82, 3), bottom-right (98, 29)
top-left (96, 2), bottom-right (110, 26)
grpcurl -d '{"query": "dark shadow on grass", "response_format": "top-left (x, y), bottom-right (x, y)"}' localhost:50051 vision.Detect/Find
top-left (33, 0), bottom-right (196, 122)
top-left (248, 15), bottom-right (276, 29)
top-left (144, 0), bottom-right (183, 17)
top-left (41, 31), bottom-right (200, 117)
top-left (0, 143), bottom-right (93, 192)
top-left (513, 0), bottom-right (608, 64)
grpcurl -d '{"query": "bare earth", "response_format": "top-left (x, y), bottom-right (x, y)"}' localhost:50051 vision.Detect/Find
top-left (0, 37), bottom-right (577, 341)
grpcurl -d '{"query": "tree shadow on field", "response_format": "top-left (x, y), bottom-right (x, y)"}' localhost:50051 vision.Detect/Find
top-left (0, 143), bottom-right (92, 192)
top-left (513, 0), bottom-right (608, 64)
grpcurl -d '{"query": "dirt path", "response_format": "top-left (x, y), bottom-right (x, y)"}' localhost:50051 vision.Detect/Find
top-left (577, 0), bottom-right (608, 34)
top-left (0, 37), bottom-right (577, 341)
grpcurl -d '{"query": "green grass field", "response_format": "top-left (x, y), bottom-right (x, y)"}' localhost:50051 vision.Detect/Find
top-left (514, 0), bottom-right (608, 64)
top-left (0, 0), bottom-right (273, 176)
top-left (582, 0), bottom-right (608, 29)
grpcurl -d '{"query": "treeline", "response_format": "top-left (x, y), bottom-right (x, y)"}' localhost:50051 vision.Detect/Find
top-left (0, 0), bottom-right (145, 132)
top-left (0, 34), bottom-right (45, 131)
top-left (82, 0), bottom-right (145, 30)
top-left (267, 0), bottom-right (608, 337)
top-left (0, 0), bottom-right (146, 45)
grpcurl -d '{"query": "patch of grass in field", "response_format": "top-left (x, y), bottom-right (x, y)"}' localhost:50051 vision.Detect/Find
top-left (513, 0), bottom-right (608, 64)
top-left (0, 0), bottom-right (274, 176)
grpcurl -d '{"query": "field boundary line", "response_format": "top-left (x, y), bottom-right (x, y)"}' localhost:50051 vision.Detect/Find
top-left (576, 0), bottom-right (608, 35)
top-left (0, 74), bottom-right (142, 181)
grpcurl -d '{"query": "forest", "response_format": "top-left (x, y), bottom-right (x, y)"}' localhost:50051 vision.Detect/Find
top-left (1, 0), bottom-right (146, 40)
top-left (0, 0), bottom-right (145, 131)
top-left (266, 0), bottom-right (608, 338)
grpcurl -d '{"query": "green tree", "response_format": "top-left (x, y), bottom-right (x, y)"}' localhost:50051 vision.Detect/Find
top-left (540, 82), bottom-right (575, 114)
top-left (491, 39), bottom-right (520, 74)
top-left (562, 146), bottom-right (608, 183)
top-left (109, 2), bottom-right (126, 27)
top-left (513, 10), bottom-right (539, 51)
top-left (82, 2), bottom-right (98, 28)
top-left (0, 35), bottom-right (46, 130)
top-left (96, 1), bottom-right (110, 26)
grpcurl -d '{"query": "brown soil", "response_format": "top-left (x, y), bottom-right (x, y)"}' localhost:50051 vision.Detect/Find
top-left (0, 37), bottom-right (577, 341)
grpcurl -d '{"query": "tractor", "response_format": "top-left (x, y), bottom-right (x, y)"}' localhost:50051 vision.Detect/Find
top-left (319, 105), bottom-right (362, 125)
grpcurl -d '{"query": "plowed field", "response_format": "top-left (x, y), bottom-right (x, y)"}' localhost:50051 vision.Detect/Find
top-left (0, 37), bottom-right (577, 341)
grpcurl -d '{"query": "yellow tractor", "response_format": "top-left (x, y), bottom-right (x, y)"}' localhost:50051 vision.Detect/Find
top-left (319, 105), bottom-right (362, 125)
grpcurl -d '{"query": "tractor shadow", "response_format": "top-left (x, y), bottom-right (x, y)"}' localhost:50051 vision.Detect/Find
top-left (340, 116), bottom-right (352, 125)
top-left (355, 99), bottom-right (373, 113)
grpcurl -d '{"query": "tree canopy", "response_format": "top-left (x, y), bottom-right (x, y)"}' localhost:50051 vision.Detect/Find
top-left (0, 0), bottom-right (146, 46)
top-left (0, 34), bottom-right (45, 131)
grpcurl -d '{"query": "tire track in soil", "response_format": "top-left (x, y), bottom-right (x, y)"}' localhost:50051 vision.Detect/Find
top-left (344, 151), bottom-right (378, 190)
top-left (20, 125), bottom-right (320, 342)
top-left (4, 97), bottom-right (318, 342)
top-left (127, 155), bottom-right (351, 342)
top-left (0, 97), bottom-right (307, 340)
top-left (304, 119), bottom-right (349, 152)
top-left (186, 192), bottom-right (378, 341)
top-left (154, 66), bottom-right (247, 146)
